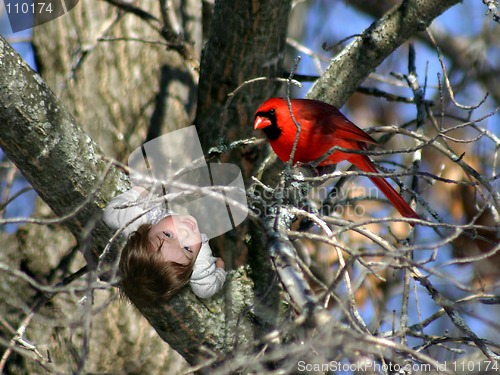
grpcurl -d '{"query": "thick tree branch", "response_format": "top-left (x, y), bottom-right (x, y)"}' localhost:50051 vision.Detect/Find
top-left (0, 36), bottom-right (255, 366)
top-left (349, 0), bottom-right (500, 105)
top-left (141, 267), bottom-right (255, 366)
top-left (308, 0), bottom-right (462, 106)
top-left (0, 36), bottom-right (126, 267)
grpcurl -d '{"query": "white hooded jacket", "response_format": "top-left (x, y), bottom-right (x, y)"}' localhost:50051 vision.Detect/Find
top-left (103, 188), bottom-right (226, 299)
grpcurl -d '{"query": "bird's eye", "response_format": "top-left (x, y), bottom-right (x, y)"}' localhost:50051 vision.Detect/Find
top-left (269, 108), bottom-right (276, 116)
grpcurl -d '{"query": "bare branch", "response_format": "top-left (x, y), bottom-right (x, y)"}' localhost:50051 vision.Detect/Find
top-left (482, 0), bottom-right (500, 23)
top-left (308, 0), bottom-right (462, 106)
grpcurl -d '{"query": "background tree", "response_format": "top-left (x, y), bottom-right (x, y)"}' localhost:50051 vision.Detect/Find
top-left (0, 0), bottom-right (499, 373)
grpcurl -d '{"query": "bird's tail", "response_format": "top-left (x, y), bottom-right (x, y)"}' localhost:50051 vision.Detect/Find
top-left (354, 156), bottom-right (419, 226)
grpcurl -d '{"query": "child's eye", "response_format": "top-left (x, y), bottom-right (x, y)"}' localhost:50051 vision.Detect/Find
top-left (183, 246), bottom-right (193, 253)
top-left (163, 231), bottom-right (173, 238)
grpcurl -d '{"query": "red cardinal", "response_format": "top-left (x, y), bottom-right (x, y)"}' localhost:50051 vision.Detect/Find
top-left (254, 97), bottom-right (418, 224)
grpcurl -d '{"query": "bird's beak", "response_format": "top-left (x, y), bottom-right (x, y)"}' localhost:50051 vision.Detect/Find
top-left (254, 115), bottom-right (272, 130)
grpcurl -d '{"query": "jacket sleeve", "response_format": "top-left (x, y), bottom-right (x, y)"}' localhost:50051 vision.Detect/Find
top-left (190, 238), bottom-right (226, 298)
top-left (190, 267), bottom-right (226, 299)
top-left (103, 188), bottom-right (150, 236)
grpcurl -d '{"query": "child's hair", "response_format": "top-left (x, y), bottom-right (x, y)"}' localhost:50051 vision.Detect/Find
top-left (119, 223), bottom-right (194, 308)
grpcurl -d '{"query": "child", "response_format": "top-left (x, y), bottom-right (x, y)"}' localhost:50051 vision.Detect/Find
top-left (104, 186), bottom-right (226, 308)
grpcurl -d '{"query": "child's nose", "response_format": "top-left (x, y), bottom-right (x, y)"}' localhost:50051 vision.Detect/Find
top-left (176, 225), bottom-right (189, 240)
top-left (177, 226), bottom-right (191, 242)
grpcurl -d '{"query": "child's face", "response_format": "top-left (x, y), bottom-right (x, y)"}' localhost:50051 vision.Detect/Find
top-left (148, 215), bottom-right (203, 265)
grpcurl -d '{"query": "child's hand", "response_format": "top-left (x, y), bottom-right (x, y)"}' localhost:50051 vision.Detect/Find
top-left (215, 257), bottom-right (225, 270)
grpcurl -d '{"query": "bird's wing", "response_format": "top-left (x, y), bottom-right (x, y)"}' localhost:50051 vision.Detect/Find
top-left (296, 100), bottom-right (379, 147)
top-left (320, 110), bottom-right (379, 146)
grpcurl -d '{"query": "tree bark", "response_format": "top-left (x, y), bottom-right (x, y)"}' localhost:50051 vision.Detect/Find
top-left (0, 36), bottom-right (124, 267)
top-left (0, 34), bottom-right (258, 367)
top-left (308, 0), bottom-right (462, 106)
top-left (32, 1), bottom-right (198, 158)
top-left (194, 0), bottom-right (293, 340)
